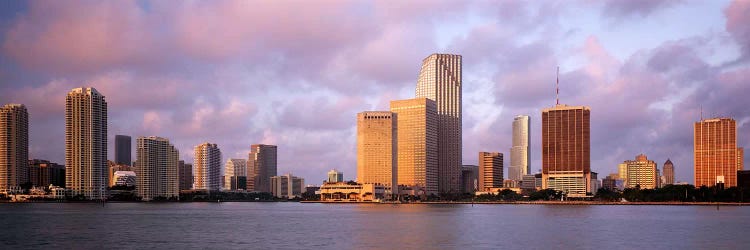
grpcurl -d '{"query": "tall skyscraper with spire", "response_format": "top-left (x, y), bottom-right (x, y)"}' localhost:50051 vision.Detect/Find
top-left (415, 53), bottom-right (462, 193)
top-left (0, 104), bottom-right (28, 192)
top-left (66, 87), bottom-right (108, 200)
top-left (694, 118), bottom-right (739, 187)
top-left (542, 104), bottom-right (591, 196)
top-left (510, 115), bottom-right (530, 181)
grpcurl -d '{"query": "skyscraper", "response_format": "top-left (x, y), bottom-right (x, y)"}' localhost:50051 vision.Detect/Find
top-left (224, 159), bottom-right (247, 190)
top-left (739, 147), bottom-right (744, 171)
top-left (356, 111), bottom-right (397, 193)
top-left (622, 154), bottom-right (658, 189)
top-left (694, 118), bottom-right (739, 187)
top-left (663, 159), bottom-right (675, 185)
top-left (390, 98), bottom-right (438, 195)
top-left (66, 87), bottom-right (108, 200)
top-left (415, 53), bottom-right (462, 193)
top-left (178, 161), bottom-right (193, 191)
top-left (327, 169), bottom-right (343, 183)
top-left (478, 152), bottom-right (503, 191)
top-left (0, 104), bottom-right (28, 192)
top-left (194, 143), bottom-right (221, 191)
top-left (542, 104), bottom-right (591, 197)
top-left (510, 115), bottom-right (530, 181)
top-left (248, 144), bottom-right (277, 192)
top-left (114, 135), bottom-right (132, 166)
top-left (136, 136), bottom-right (179, 201)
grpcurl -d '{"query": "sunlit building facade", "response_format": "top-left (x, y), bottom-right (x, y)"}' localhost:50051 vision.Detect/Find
top-left (390, 98), bottom-right (438, 195)
top-left (224, 158), bottom-right (247, 190)
top-left (416, 53), bottom-right (462, 193)
top-left (247, 144), bottom-right (277, 192)
top-left (510, 115), bottom-right (530, 181)
top-left (194, 143), bottom-right (221, 191)
top-left (478, 152), bottom-right (503, 191)
top-left (270, 173), bottom-right (304, 199)
top-left (66, 87), bottom-right (108, 200)
top-left (356, 111), bottom-right (397, 193)
top-left (0, 104), bottom-right (28, 193)
top-left (542, 104), bottom-right (591, 197)
top-left (621, 154), bottom-right (657, 189)
top-left (136, 136), bottom-right (179, 201)
top-left (694, 118), bottom-right (739, 187)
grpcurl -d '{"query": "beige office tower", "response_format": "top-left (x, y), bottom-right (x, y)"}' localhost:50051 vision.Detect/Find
top-left (542, 104), bottom-right (591, 197)
top-left (390, 98), bottom-right (438, 195)
top-left (510, 115), bottom-right (530, 181)
top-left (136, 136), bottom-right (179, 201)
top-left (663, 159), bottom-right (674, 185)
top-left (478, 152), bottom-right (503, 191)
top-left (416, 53), bottom-right (462, 193)
top-left (194, 143), bottom-right (221, 191)
top-left (247, 144), bottom-right (277, 192)
top-left (622, 154), bottom-right (658, 189)
top-left (224, 158), bottom-right (247, 190)
top-left (356, 111), bottom-right (397, 193)
top-left (66, 87), bottom-right (108, 200)
top-left (694, 118), bottom-right (739, 187)
top-left (0, 104), bottom-right (28, 192)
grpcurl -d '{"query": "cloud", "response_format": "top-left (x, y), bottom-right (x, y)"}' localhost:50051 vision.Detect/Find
top-left (600, 0), bottom-right (684, 19)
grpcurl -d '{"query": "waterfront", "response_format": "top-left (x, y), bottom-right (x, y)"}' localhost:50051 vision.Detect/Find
top-left (2, 203), bottom-right (749, 249)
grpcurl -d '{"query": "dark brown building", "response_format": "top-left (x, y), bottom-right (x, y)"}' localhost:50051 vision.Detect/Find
top-left (541, 104), bottom-right (591, 196)
top-left (179, 160), bottom-right (193, 191)
top-left (28, 159), bottom-right (65, 188)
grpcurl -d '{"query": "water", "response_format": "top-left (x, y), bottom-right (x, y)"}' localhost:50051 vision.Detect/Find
top-left (1, 203), bottom-right (749, 249)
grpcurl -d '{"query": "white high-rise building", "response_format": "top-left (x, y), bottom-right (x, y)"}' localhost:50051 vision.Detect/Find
top-left (0, 104), bottom-right (28, 193)
top-left (194, 143), bottom-right (221, 191)
top-left (66, 87), bottom-right (108, 200)
top-left (416, 53), bottom-right (462, 193)
top-left (224, 159), bottom-right (247, 190)
top-left (510, 115), bottom-right (530, 181)
top-left (136, 136), bottom-right (179, 201)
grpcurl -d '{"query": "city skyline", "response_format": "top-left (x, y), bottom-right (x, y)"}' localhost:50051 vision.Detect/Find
top-left (1, 1), bottom-right (749, 185)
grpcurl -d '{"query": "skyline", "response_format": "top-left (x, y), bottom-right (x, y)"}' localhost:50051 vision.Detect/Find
top-left (1, 1), bottom-right (749, 184)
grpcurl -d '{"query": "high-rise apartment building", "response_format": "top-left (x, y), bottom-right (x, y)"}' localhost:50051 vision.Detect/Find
top-left (390, 98), bottom-right (438, 194)
top-left (621, 154), bottom-right (658, 189)
top-left (66, 87), bottom-right (108, 200)
top-left (194, 143), bottom-right (221, 191)
top-left (0, 104), bottom-right (28, 192)
top-left (136, 136), bottom-right (179, 201)
top-left (542, 104), bottom-right (591, 197)
top-left (356, 111), bottom-right (397, 193)
top-left (178, 161), bottom-right (193, 191)
top-left (509, 115), bottom-right (530, 181)
top-left (478, 152), bottom-right (503, 191)
top-left (415, 53), bottom-right (462, 193)
top-left (224, 159), bottom-right (247, 190)
top-left (327, 169), bottom-right (343, 183)
top-left (663, 159), bottom-right (674, 185)
top-left (270, 173), bottom-right (304, 198)
top-left (114, 135), bottom-right (131, 166)
top-left (247, 144), bottom-right (277, 192)
top-left (694, 118), bottom-right (739, 187)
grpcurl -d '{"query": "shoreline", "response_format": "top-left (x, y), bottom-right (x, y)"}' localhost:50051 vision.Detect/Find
top-left (302, 201), bottom-right (750, 206)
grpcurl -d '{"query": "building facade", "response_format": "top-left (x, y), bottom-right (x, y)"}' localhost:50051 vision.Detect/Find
top-left (0, 104), bottom-right (28, 193)
top-left (390, 98), bottom-right (438, 194)
top-left (65, 87), bottom-right (108, 200)
top-left (319, 182), bottom-right (388, 202)
top-left (136, 136), bottom-right (179, 201)
top-left (415, 53), bottom-right (462, 193)
top-left (178, 161), bottom-right (192, 191)
top-left (224, 159), bottom-right (247, 190)
top-left (327, 169), bottom-right (343, 183)
top-left (108, 163), bottom-right (133, 187)
top-left (541, 104), bottom-right (591, 197)
top-left (114, 135), bottom-right (131, 166)
top-left (247, 144), bottom-right (277, 192)
top-left (694, 118), bottom-right (740, 187)
top-left (28, 159), bottom-right (65, 188)
top-left (460, 165), bottom-right (478, 193)
top-left (270, 173), bottom-right (304, 198)
top-left (663, 159), bottom-right (675, 186)
top-left (621, 154), bottom-right (658, 189)
top-left (739, 147), bottom-right (744, 171)
top-left (113, 171), bottom-right (136, 187)
top-left (194, 143), bottom-right (221, 191)
top-left (356, 111), bottom-right (397, 193)
top-left (510, 115), bottom-right (530, 181)
top-left (478, 152), bottom-right (503, 191)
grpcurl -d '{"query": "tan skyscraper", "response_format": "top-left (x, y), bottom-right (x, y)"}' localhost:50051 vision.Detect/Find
top-left (542, 104), bottom-right (591, 196)
top-left (478, 152), bottom-right (503, 191)
top-left (356, 111), bottom-right (397, 193)
top-left (66, 87), bottom-right (108, 200)
top-left (247, 144), bottom-right (277, 192)
top-left (194, 143), bottom-right (221, 191)
top-left (416, 53), bottom-right (462, 193)
top-left (390, 98), bottom-right (438, 195)
top-left (0, 104), bottom-right (28, 192)
top-left (510, 115), bottom-right (530, 181)
top-left (663, 159), bottom-right (675, 185)
top-left (136, 136), bottom-right (179, 201)
top-left (694, 118), bottom-right (739, 187)
top-left (622, 154), bottom-right (658, 189)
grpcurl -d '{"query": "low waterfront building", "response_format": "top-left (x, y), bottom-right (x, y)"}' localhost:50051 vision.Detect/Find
top-left (270, 173), bottom-right (304, 199)
top-left (114, 171), bottom-right (136, 187)
top-left (520, 174), bottom-right (542, 192)
top-left (319, 182), bottom-right (387, 202)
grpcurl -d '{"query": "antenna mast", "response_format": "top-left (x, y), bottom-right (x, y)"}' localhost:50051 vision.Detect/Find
top-left (556, 66), bottom-right (560, 105)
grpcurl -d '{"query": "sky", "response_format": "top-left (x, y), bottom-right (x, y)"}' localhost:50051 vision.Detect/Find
top-left (1, 0), bottom-right (749, 185)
